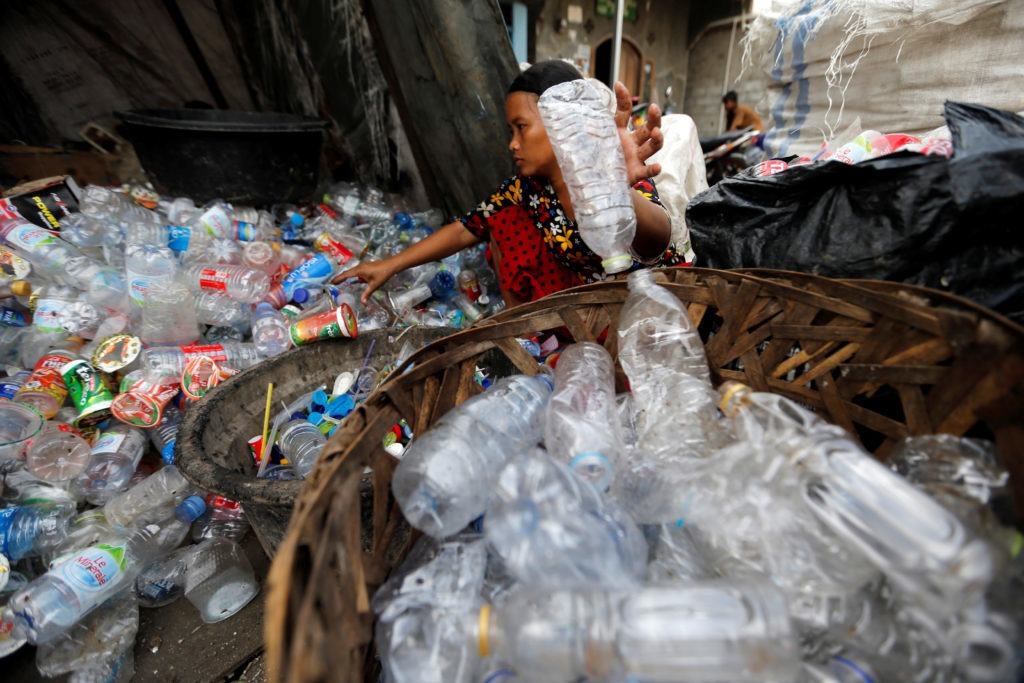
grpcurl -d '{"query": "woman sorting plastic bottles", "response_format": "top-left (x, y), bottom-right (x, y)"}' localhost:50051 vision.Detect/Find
top-left (337, 60), bottom-right (686, 307)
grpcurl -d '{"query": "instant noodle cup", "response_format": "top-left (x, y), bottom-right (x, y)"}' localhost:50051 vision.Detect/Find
top-left (61, 358), bottom-right (114, 427)
top-left (110, 367), bottom-right (180, 428)
top-left (288, 303), bottom-right (357, 347)
top-left (181, 356), bottom-right (237, 401)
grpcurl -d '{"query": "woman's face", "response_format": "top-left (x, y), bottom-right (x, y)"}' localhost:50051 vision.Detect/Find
top-left (505, 91), bottom-right (558, 178)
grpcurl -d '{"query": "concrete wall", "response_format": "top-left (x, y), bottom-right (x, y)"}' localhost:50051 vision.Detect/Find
top-left (683, 18), bottom-right (767, 137)
top-left (532, 0), bottom-right (689, 113)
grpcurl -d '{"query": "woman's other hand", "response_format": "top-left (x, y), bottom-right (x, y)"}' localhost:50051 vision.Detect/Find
top-left (333, 259), bottom-right (396, 304)
top-left (614, 81), bottom-right (664, 184)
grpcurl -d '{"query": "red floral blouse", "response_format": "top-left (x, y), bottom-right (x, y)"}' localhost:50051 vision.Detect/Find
top-left (460, 175), bottom-right (684, 302)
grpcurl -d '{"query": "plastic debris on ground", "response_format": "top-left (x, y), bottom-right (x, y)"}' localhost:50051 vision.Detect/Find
top-left (373, 269), bottom-right (1024, 683)
top-left (0, 176), bottom-right (501, 674)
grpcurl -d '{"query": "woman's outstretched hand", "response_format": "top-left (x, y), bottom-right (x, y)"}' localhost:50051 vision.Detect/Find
top-left (614, 81), bottom-right (664, 184)
top-left (332, 259), bottom-right (396, 304)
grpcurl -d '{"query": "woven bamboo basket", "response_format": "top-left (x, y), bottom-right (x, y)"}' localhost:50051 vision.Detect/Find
top-left (264, 267), bottom-right (1024, 683)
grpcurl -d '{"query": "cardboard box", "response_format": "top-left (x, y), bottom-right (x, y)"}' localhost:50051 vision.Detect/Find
top-left (1, 175), bottom-right (82, 229)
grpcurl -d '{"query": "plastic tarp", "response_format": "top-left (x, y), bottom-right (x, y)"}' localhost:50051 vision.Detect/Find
top-left (742, 0), bottom-right (1024, 158)
top-left (685, 102), bottom-right (1024, 323)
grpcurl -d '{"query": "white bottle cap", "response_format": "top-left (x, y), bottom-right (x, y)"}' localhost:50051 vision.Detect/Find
top-left (601, 254), bottom-right (632, 274)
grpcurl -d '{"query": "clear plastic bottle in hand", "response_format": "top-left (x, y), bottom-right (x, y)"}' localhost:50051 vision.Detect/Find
top-left (537, 78), bottom-right (637, 274)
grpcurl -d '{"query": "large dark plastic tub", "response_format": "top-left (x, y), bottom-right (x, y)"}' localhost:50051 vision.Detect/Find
top-left (116, 109), bottom-right (327, 206)
top-left (174, 327), bottom-right (455, 556)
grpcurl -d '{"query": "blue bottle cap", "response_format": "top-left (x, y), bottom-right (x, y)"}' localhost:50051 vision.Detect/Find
top-left (161, 441), bottom-right (176, 465)
top-left (292, 288), bottom-right (310, 304)
top-left (311, 389), bottom-right (329, 410)
top-left (176, 495), bottom-right (207, 523)
top-left (393, 212), bottom-right (413, 229)
top-left (308, 412), bottom-right (324, 426)
top-left (290, 213), bottom-right (304, 227)
top-left (325, 394), bottom-right (355, 419)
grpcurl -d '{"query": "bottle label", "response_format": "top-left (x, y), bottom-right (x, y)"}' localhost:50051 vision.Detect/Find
top-left (128, 277), bottom-right (154, 306)
top-left (198, 269), bottom-right (228, 292)
top-left (167, 226), bottom-right (191, 252)
top-left (5, 224), bottom-right (59, 253)
top-left (91, 431), bottom-right (126, 455)
top-left (0, 371), bottom-right (28, 400)
top-left (32, 298), bottom-right (66, 333)
top-left (312, 233), bottom-right (354, 266)
top-left (199, 206), bottom-right (232, 238)
top-left (235, 221), bottom-right (256, 242)
top-left (0, 507), bottom-right (18, 557)
top-left (0, 307), bottom-right (26, 327)
top-left (55, 543), bottom-right (126, 594)
top-left (179, 343), bottom-right (227, 363)
top-left (282, 255), bottom-right (334, 298)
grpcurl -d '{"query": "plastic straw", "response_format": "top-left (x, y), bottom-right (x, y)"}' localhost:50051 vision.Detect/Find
top-left (256, 382), bottom-right (274, 479)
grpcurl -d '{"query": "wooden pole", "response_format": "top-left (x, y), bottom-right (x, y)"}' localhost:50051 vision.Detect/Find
top-left (360, 0), bottom-right (519, 218)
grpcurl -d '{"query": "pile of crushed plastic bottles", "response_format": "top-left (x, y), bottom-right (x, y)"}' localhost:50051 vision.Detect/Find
top-left (0, 179), bottom-right (499, 677)
top-left (374, 269), bottom-right (1023, 683)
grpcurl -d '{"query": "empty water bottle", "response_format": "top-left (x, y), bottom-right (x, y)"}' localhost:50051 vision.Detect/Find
top-left (181, 263), bottom-right (270, 303)
top-left (393, 373), bottom-right (553, 538)
top-left (148, 404), bottom-right (182, 465)
top-left (192, 494), bottom-right (250, 542)
top-left (139, 342), bottom-right (261, 374)
top-left (278, 420), bottom-right (327, 478)
top-left (617, 269), bottom-right (721, 463)
top-left (251, 303), bottom-right (291, 357)
top-left (485, 448), bottom-right (647, 588)
top-left (78, 424), bottom-right (147, 506)
top-left (537, 79), bottom-right (636, 274)
top-left (475, 580), bottom-right (799, 683)
top-left (193, 290), bottom-right (252, 328)
top-left (34, 591), bottom-right (138, 678)
top-left (0, 503), bottom-right (73, 560)
top-left (102, 465), bottom-right (194, 531)
top-left (373, 534), bottom-right (487, 683)
top-left (544, 342), bottom-right (623, 491)
top-left (139, 279), bottom-right (200, 347)
top-left (123, 243), bottom-right (177, 310)
top-left (9, 496), bottom-right (205, 644)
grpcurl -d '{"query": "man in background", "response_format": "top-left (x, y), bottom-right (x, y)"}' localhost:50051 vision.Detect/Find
top-left (722, 91), bottom-right (763, 132)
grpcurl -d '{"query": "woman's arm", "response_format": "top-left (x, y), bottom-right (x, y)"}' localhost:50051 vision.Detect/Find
top-left (630, 191), bottom-right (671, 260)
top-left (334, 221), bottom-right (481, 303)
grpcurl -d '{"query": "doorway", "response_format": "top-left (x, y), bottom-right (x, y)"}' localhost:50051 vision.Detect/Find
top-left (593, 36), bottom-right (642, 94)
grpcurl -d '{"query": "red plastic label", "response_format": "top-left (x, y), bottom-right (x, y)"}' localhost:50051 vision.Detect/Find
top-left (198, 269), bottom-right (228, 292)
top-left (179, 344), bottom-right (228, 363)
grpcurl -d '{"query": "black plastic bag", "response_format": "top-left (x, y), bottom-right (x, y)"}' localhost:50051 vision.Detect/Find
top-left (686, 102), bottom-right (1024, 323)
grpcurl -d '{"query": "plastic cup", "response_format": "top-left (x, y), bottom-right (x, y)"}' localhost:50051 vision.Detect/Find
top-left (25, 425), bottom-right (92, 483)
top-left (0, 402), bottom-right (44, 461)
top-left (110, 368), bottom-right (180, 428)
top-left (184, 538), bottom-right (260, 623)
